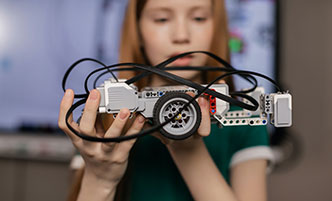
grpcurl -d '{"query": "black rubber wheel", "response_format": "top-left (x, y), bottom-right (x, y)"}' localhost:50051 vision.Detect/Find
top-left (153, 92), bottom-right (201, 140)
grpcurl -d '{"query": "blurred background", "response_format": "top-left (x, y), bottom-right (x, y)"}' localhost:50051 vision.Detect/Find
top-left (0, 0), bottom-right (330, 200)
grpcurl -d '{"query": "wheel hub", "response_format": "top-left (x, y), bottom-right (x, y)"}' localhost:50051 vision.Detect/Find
top-left (175, 113), bottom-right (182, 120)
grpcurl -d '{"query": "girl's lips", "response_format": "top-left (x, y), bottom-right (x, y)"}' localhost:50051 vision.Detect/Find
top-left (170, 56), bottom-right (192, 66)
top-left (169, 53), bottom-right (193, 66)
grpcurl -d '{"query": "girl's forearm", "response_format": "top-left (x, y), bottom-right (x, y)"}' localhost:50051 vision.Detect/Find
top-left (167, 139), bottom-right (238, 201)
top-left (77, 170), bottom-right (118, 201)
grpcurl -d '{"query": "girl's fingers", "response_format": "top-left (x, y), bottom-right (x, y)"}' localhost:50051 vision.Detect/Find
top-left (102, 108), bottom-right (131, 152)
top-left (114, 114), bottom-right (146, 157)
top-left (197, 97), bottom-right (211, 137)
top-left (79, 89), bottom-right (100, 136)
top-left (185, 92), bottom-right (210, 137)
top-left (95, 114), bottom-right (105, 138)
top-left (104, 108), bottom-right (130, 137)
top-left (58, 89), bottom-right (81, 143)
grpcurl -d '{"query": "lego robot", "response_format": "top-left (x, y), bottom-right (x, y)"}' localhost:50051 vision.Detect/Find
top-left (97, 78), bottom-right (292, 140)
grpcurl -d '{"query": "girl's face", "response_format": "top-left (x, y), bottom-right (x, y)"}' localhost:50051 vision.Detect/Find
top-left (139, 0), bottom-right (214, 81)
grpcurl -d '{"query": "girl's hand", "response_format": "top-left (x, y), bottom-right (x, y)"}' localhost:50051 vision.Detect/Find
top-left (58, 89), bottom-right (145, 186)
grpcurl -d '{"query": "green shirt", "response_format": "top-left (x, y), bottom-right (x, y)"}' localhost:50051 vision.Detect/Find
top-left (127, 122), bottom-right (270, 201)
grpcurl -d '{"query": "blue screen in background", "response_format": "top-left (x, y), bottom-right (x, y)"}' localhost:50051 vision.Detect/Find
top-left (226, 0), bottom-right (276, 93)
top-left (0, 0), bottom-right (277, 131)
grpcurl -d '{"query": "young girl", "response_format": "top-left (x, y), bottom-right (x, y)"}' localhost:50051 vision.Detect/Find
top-left (58, 0), bottom-right (273, 200)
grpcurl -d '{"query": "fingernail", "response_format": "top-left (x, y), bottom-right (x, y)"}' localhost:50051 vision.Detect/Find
top-left (65, 89), bottom-right (72, 97)
top-left (89, 90), bottom-right (98, 100)
top-left (138, 115), bottom-right (145, 123)
top-left (119, 110), bottom-right (129, 120)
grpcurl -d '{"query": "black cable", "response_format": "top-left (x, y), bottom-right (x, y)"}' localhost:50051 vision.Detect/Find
top-left (82, 64), bottom-right (259, 110)
top-left (126, 51), bottom-right (256, 86)
top-left (87, 66), bottom-right (280, 105)
top-left (84, 63), bottom-right (148, 95)
top-left (62, 58), bottom-right (118, 98)
top-left (66, 71), bottom-right (246, 143)
top-left (62, 51), bottom-right (284, 143)
top-left (92, 66), bottom-right (260, 93)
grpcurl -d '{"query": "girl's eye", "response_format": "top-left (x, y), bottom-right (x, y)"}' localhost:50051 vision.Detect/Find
top-left (154, 18), bottom-right (169, 23)
top-left (193, 17), bottom-right (207, 22)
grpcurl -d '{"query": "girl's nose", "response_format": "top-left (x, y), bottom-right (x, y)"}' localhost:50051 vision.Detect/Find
top-left (172, 18), bottom-right (190, 44)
